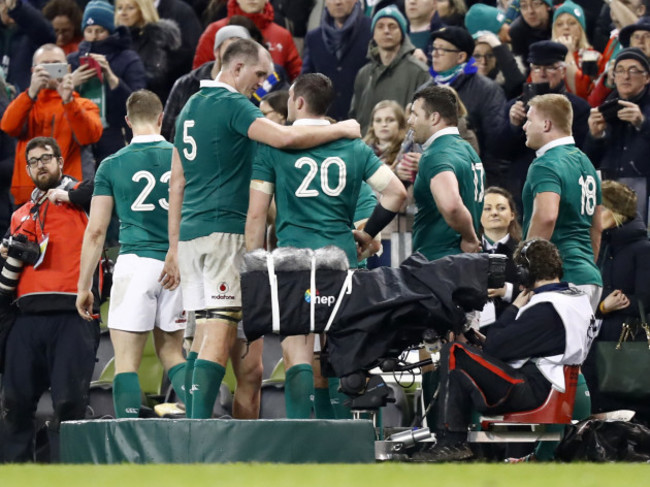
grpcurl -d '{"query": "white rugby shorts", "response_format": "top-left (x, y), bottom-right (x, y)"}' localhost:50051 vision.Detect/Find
top-left (178, 232), bottom-right (245, 311)
top-left (108, 254), bottom-right (186, 333)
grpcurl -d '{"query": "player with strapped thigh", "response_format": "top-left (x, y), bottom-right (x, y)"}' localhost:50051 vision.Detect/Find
top-left (246, 73), bottom-right (407, 419)
top-left (164, 39), bottom-right (361, 419)
top-left (76, 90), bottom-right (187, 418)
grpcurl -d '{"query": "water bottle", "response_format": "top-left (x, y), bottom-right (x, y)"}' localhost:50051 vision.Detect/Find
top-left (395, 129), bottom-right (421, 182)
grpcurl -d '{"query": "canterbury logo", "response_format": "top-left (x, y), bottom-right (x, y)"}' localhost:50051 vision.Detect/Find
top-left (190, 384), bottom-right (199, 394)
top-left (125, 408), bottom-right (139, 414)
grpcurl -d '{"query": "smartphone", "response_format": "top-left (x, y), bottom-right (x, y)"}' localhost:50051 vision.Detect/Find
top-left (80, 55), bottom-right (104, 82)
top-left (598, 98), bottom-right (621, 124)
top-left (41, 63), bottom-right (68, 79)
top-left (521, 82), bottom-right (551, 106)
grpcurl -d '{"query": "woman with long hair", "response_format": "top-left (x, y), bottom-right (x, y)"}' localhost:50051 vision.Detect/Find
top-left (551, 1), bottom-right (603, 99)
top-left (114, 0), bottom-right (181, 103)
top-left (363, 100), bottom-right (407, 169)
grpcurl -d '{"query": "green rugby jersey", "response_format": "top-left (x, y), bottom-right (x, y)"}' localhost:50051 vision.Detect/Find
top-left (354, 182), bottom-right (377, 224)
top-left (522, 140), bottom-right (602, 286)
top-left (93, 136), bottom-right (172, 260)
top-left (412, 130), bottom-right (485, 260)
top-left (174, 81), bottom-right (262, 241)
top-left (252, 124), bottom-right (383, 268)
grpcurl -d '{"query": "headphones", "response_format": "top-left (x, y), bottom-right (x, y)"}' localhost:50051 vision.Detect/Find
top-left (516, 239), bottom-right (540, 290)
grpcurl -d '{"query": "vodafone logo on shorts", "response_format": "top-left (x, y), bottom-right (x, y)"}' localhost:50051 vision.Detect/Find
top-left (212, 281), bottom-right (235, 300)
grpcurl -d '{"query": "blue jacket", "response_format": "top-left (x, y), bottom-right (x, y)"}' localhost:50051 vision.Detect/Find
top-left (301, 4), bottom-right (371, 121)
top-left (68, 26), bottom-right (147, 164)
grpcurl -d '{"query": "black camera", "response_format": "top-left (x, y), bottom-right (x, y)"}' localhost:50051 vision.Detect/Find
top-left (3, 234), bottom-right (40, 265)
top-left (598, 98), bottom-right (622, 124)
top-left (0, 234), bottom-right (40, 297)
top-left (522, 82), bottom-right (551, 106)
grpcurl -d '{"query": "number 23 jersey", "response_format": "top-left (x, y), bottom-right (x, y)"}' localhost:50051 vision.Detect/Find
top-left (94, 137), bottom-right (172, 261)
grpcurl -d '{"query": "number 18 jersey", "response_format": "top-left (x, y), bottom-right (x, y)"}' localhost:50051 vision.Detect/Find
top-left (522, 143), bottom-right (602, 286)
top-left (93, 137), bottom-right (173, 261)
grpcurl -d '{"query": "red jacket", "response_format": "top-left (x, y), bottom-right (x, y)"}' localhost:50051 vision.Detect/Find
top-left (9, 177), bottom-right (88, 312)
top-left (1, 89), bottom-right (103, 205)
top-left (192, 0), bottom-right (302, 80)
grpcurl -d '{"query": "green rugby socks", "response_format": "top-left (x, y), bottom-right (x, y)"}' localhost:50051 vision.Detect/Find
top-left (113, 372), bottom-right (141, 418)
top-left (184, 351), bottom-right (198, 414)
top-left (313, 387), bottom-right (335, 419)
top-left (167, 362), bottom-right (186, 405)
top-left (284, 364), bottom-right (315, 419)
top-left (190, 359), bottom-right (225, 419)
top-left (328, 377), bottom-right (352, 419)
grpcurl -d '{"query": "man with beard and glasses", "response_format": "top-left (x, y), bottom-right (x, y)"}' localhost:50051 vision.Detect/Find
top-left (0, 137), bottom-right (99, 463)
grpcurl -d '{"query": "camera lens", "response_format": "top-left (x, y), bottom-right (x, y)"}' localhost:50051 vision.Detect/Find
top-left (0, 256), bottom-right (25, 296)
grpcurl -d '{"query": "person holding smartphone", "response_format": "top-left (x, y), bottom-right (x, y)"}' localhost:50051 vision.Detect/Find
top-left (0, 43), bottom-right (103, 206)
top-left (585, 47), bottom-right (650, 223)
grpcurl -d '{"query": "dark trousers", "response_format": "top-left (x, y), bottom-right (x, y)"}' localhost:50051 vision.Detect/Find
top-left (435, 342), bottom-right (551, 434)
top-left (0, 311), bottom-right (99, 463)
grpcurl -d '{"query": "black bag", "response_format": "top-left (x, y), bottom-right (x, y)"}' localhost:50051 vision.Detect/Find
top-left (556, 419), bottom-right (650, 462)
top-left (596, 302), bottom-right (650, 399)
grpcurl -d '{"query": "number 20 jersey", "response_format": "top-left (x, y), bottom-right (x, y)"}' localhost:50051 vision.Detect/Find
top-left (93, 138), bottom-right (173, 261)
top-left (252, 138), bottom-right (383, 267)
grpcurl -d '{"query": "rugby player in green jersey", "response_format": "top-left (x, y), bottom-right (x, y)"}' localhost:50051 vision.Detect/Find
top-left (522, 94), bottom-right (603, 310)
top-left (399, 85), bottom-right (485, 429)
top-left (164, 39), bottom-right (361, 419)
top-left (77, 90), bottom-right (187, 418)
top-left (246, 73), bottom-right (406, 419)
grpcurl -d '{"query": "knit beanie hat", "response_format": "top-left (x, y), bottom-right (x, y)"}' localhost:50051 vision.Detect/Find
top-left (82, 0), bottom-right (115, 34)
top-left (465, 4), bottom-right (506, 39)
top-left (553, 1), bottom-right (586, 33)
top-left (371, 6), bottom-right (408, 39)
top-left (614, 47), bottom-right (650, 73)
top-left (214, 25), bottom-right (251, 51)
top-left (601, 180), bottom-right (638, 220)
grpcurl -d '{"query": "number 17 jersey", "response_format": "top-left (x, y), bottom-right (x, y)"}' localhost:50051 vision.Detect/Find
top-left (93, 137), bottom-right (172, 261)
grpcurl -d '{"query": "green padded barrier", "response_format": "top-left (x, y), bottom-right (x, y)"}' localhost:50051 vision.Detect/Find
top-left (60, 419), bottom-right (376, 464)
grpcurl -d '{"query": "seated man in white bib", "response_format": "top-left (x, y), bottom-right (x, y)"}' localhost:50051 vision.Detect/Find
top-left (413, 238), bottom-right (596, 462)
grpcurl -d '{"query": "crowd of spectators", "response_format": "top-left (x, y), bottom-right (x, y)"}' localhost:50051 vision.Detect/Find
top-left (1, 0), bottom-right (650, 461)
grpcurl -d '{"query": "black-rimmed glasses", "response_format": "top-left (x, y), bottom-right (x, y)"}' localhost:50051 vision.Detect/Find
top-left (26, 153), bottom-right (57, 168)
